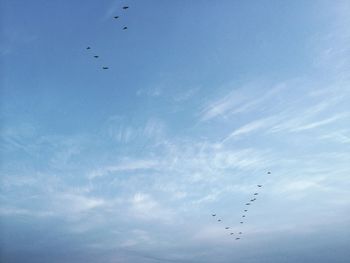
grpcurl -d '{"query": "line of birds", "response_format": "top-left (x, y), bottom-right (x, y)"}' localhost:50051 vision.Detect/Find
top-left (85, 5), bottom-right (130, 70)
top-left (211, 171), bottom-right (271, 240)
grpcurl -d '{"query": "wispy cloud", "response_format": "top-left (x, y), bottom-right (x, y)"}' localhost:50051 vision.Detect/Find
top-left (291, 113), bottom-right (349, 132)
top-left (319, 130), bottom-right (350, 144)
top-left (128, 192), bottom-right (174, 222)
top-left (120, 229), bottom-right (154, 247)
top-left (0, 207), bottom-right (54, 217)
top-left (54, 192), bottom-right (106, 215)
top-left (89, 159), bottom-right (159, 179)
top-left (199, 83), bottom-right (285, 122)
top-left (270, 112), bottom-right (349, 133)
top-left (199, 86), bottom-right (246, 121)
top-left (222, 116), bottom-right (279, 141)
top-left (104, 117), bottom-right (166, 144)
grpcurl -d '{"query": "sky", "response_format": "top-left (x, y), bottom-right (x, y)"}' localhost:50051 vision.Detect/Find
top-left (1, 0), bottom-right (350, 262)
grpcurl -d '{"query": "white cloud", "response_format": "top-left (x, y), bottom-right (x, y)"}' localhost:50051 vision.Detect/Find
top-left (269, 104), bottom-right (348, 134)
top-left (105, 117), bottom-right (166, 144)
top-left (200, 87), bottom-right (245, 121)
top-left (173, 87), bottom-right (200, 102)
top-left (55, 192), bottom-right (105, 214)
top-left (128, 193), bottom-right (174, 222)
top-left (89, 159), bottom-right (159, 179)
top-left (319, 130), bottom-right (350, 144)
top-left (0, 207), bottom-right (54, 217)
top-left (222, 116), bottom-right (278, 141)
top-left (291, 113), bottom-right (349, 132)
top-left (199, 83), bottom-right (286, 122)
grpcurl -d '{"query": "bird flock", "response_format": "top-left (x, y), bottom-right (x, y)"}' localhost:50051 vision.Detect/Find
top-left (211, 171), bottom-right (271, 241)
top-left (84, 3), bottom-right (269, 243)
top-left (85, 5), bottom-right (130, 70)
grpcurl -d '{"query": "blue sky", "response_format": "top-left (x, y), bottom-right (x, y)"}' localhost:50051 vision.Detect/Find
top-left (1, 0), bottom-right (350, 262)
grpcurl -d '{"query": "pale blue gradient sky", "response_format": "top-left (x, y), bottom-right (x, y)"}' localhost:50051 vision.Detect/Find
top-left (1, 0), bottom-right (350, 262)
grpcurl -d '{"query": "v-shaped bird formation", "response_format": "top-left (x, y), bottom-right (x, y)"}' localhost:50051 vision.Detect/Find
top-left (83, 3), bottom-right (270, 244)
top-left (211, 171), bottom-right (271, 241)
top-left (85, 5), bottom-right (130, 70)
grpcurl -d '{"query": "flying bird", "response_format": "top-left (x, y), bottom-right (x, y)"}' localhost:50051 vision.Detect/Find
top-left (94, 55), bottom-right (99, 58)
top-left (225, 227), bottom-right (230, 229)
top-left (212, 214), bottom-right (216, 217)
top-left (236, 238), bottom-right (240, 240)
top-left (86, 47), bottom-right (91, 50)
top-left (257, 185), bottom-right (263, 187)
top-left (218, 219), bottom-right (222, 222)
top-left (242, 215), bottom-right (246, 218)
top-left (244, 210), bottom-right (248, 212)
top-left (246, 203), bottom-right (251, 205)
top-left (123, 26), bottom-right (128, 30)
top-left (250, 199), bottom-right (255, 202)
top-left (114, 16), bottom-right (119, 19)
top-left (102, 67), bottom-right (109, 69)
top-left (230, 233), bottom-right (234, 235)
top-left (123, 6), bottom-right (129, 9)
top-left (267, 171), bottom-right (271, 174)
top-left (240, 222), bottom-right (244, 224)
top-left (254, 193), bottom-right (258, 195)
top-left (239, 232), bottom-right (242, 234)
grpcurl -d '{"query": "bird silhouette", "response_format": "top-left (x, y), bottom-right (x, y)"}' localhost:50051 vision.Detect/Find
top-left (102, 67), bottom-right (109, 69)
top-left (94, 55), bottom-right (99, 58)
top-left (212, 214), bottom-right (216, 217)
top-left (123, 6), bottom-right (129, 9)
top-left (114, 16), bottom-right (119, 19)
top-left (86, 47), bottom-right (91, 50)
top-left (257, 185), bottom-right (263, 187)
top-left (123, 26), bottom-right (128, 30)
top-left (225, 227), bottom-right (230, 229)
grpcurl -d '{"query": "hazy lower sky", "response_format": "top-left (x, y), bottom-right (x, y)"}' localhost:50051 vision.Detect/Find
top-left (1, 0), bottom-right (350, 262)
